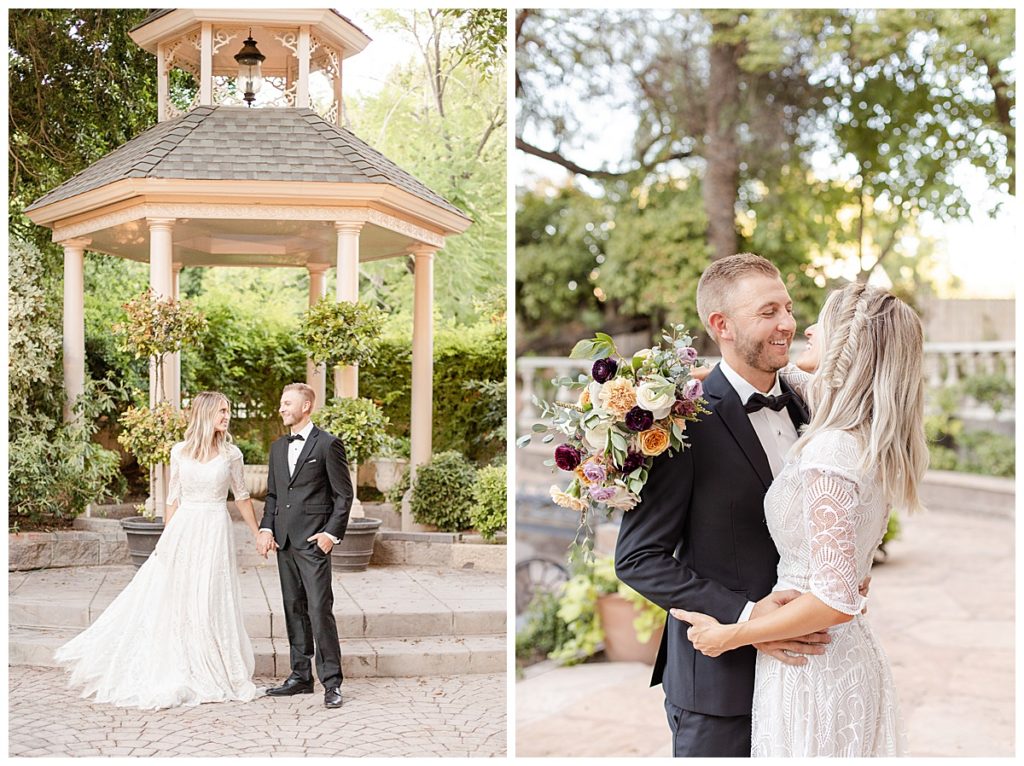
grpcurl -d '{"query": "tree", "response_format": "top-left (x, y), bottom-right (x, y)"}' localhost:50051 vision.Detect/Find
top-left (355, 9), bottom-right (507, 323)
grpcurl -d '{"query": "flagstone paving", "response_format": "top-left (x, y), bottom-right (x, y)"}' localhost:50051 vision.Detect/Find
top-left (516, 507), bottom-right (1014, 757)
top-left (9, 670), bottom-right (506, 757)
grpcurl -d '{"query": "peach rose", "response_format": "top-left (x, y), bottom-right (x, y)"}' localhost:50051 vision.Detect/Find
top-left (598, 377), bottom-right (637, 419)
top-left (637, 427), bottom-right (670, 457)
top-left (550, 485), bottom-right (588, 512)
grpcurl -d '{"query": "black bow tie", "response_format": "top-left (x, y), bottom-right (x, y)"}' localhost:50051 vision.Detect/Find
top-left (286, 433), bottom-right (305, 443)
top-left (744, 392), bottom-right (794, 414)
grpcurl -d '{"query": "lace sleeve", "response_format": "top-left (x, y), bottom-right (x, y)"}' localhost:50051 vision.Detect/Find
top-left (228, 446), bottom-right (250, 501)
top-left (778, 362), bottom-right (813, 400)
top-left (166, 444), bottom-right (182, 506)
top-left (801, 465), bottom-right (867, 615)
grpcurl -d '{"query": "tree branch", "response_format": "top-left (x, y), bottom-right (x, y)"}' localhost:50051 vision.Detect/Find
top-left (516, 136), bottom-right (692, 179)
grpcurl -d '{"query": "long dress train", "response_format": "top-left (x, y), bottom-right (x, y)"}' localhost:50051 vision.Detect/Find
top-left (54, 442), bottom-right (258, 710)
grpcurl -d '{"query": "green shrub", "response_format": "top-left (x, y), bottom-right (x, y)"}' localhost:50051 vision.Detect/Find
top-left (959, 430), bottom-right (1015, 478)
top-left (516, 590), bottom-right (572, 669)
top-left (9, 384), bottom-right (125, 531)
top-left (961, 374), bottom-right (1015, 415)
top-left (927, 444), bottom-right (959, 471)
top-left (299, 299), bottom-right (385, 368)
top-left (470, 463), bottom-right (507, 540)
top-left (410, 450), bottom-right (477, 531)
top-left (234, 436), bottom-right (269, 465)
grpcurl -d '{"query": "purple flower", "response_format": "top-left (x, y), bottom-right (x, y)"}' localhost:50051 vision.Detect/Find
top-left (582, 461), bottom-right (608, 484)
top-left (554, 443), bottom-right (582, 472)
top-left (591, 358), bottom-right (618, 384)
top-left (620, 450), bottom-right (644, 474)
top-left (589, 485), bottom-right (616, 502)
top-left (677, 346), bottom-right (699, 363)
top-left (682, 378), bottom-right (703, 400)
top-left (624, 406), bottom-right (654, 432)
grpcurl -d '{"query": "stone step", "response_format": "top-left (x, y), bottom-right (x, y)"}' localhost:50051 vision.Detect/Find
top-left (9, 565), bottom-right (506, 641)
top-left (9, 626), bottom-right (505, 677)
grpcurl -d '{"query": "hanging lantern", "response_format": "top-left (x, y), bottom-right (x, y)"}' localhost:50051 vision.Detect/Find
top-left (233, 30), bottom-right (265, 107)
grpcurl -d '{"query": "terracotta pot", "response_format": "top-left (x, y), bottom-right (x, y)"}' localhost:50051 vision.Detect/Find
top-left (120, 516), bottom-right (165, 568)
top-left (596, 593), bottom-right (664, 664)
top-left (330, 517), bottom-right (382, 572)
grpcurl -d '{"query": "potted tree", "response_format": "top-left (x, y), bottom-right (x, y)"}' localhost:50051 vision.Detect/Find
top-left (313, 396), bottom-right (389, 571)
top-left (298, 299), bottom-right (388, 570)
top-left (114, 290), bottom-right (204, 566)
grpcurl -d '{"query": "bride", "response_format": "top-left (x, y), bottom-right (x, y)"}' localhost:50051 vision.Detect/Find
top-left (55, 391), bottom-right (264, 709)
top-left (673, 283), bottom-right (928, 756)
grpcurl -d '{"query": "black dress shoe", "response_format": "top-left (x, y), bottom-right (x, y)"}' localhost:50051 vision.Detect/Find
top-left (266, 677), bottom-right (315, 696)
top-left (324, 687), bottom-right (343, 708)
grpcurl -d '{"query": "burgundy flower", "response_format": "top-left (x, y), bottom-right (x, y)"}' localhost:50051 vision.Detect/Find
top-left (672, 398), bottom-right (696, 417)
top-left (621, 450), bottom-right (644, 474)
top-left (591, 358), bottom-right (618, 384)
top-left (554, 443), bottom-right (582, 471)
top-left (624, 406), bottom-right (654, 432)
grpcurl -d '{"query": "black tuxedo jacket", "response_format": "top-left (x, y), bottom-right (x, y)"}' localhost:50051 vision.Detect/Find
top-left (614, 365), bottom-right (809, 717)
top-left (259, 425), bottom-right (353, 549)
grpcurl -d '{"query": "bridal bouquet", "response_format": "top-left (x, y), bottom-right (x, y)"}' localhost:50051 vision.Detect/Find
top-left (519, 324), bottom-right (709, 552)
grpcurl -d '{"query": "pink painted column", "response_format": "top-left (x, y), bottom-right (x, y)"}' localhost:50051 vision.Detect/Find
top-left (407, 243), bottom-right (436, 531)
top-left (334, 222), bottom-right (362, 399)
top-left (60, 237), bottom-right (90, 422)
top-left (147, 218), bottom-right (175, 518)
top-left (306, 263), bottom-right (329, 411)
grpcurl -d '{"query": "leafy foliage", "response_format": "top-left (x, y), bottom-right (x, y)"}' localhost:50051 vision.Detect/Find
top-left (470, 464), bottom-right (507, 540)
top-left (117, 402), bottom-right (188, 470)
top-left (9, 382), bottom-right (125, 531)
top-left (314, 397), bottom-right (390, 465)
top-left (410, 450), bottom-right (478, 531)
top-left (360, 317), bottom-right (506, 464)
top-left (299, 300), bottom-right (386, 369)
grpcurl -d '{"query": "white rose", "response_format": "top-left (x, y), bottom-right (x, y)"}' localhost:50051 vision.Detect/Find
top-left (587, 380), bottom-right (604, 405)
top-left (635, 381), bottom-right (673, 419)
top-left (582, 416), bottom-right (611, 452)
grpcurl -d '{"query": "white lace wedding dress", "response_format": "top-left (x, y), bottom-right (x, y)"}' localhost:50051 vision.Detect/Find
top-left (55, 442), bottom-right (259, 710)
top-left (751, 421), bottom-right (908, 756)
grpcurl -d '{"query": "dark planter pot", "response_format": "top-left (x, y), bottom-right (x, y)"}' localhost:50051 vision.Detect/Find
top-left (120, 516), bottom-right (164, 568)
top-left (330, 517), bottom-right (382, 572)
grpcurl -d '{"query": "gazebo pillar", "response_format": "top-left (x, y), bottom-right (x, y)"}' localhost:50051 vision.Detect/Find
top-left (171, 262), bottom-right (183, 410)
top-left (407, 243), bottom-right (436, 531)
top-left (60, 237), bottom-right (90, 422)
top-left (334, 222), bottom-right (362, 398)
top-left (306, 263), bottom-right (329, 411)
top-left (147, 217), bottom-right (176, 518)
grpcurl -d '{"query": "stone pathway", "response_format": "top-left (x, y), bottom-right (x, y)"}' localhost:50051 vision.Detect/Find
top-left (516, 508), bottom-right (1015, 757)
top-left (9, 669), bottom-right (506, 757)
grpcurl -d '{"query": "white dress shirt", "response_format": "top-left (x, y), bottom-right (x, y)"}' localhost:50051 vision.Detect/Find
top-left (718, 359), bottom-right (800, 623)
top-left (261, 420), bottom-right (339, 545)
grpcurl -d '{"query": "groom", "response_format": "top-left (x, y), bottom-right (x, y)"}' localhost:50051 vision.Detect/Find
top-left (257, 382), bottom-right (353, 708)
top-left (615, 253), bottom-right (824, 757)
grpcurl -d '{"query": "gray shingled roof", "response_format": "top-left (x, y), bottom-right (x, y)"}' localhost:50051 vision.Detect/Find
top-left (26, 106), bottom-right (467, 219)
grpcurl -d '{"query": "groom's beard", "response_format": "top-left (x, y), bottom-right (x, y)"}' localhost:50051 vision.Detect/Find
top-left (735, 334), bottom-right (790, 374)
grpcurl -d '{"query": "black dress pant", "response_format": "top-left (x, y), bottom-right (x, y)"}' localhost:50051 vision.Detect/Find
top-left (665, 698), bottom-right (752, 757)
top-left (277, 542), bottom-right (343, 688)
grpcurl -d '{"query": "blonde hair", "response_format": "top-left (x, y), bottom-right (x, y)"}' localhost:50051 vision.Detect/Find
top-left (793, 283), bottom-right (929, 513)
top-left (181, 391), bottom-right (233, 463)
top-left (696, 253), bottom-right (781, 341)
top-left (282, 382), bottom-right (315, 412)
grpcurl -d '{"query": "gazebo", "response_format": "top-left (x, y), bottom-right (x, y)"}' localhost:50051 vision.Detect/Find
top-left (24, 9), bottom-right (472, 529)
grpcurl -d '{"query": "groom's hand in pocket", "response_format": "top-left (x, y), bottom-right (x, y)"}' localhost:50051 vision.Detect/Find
top-left (750, 590), bottom-right (830, 666)
top-left (307, 533), bottom-right (335, 554)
